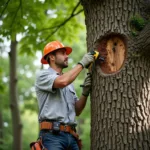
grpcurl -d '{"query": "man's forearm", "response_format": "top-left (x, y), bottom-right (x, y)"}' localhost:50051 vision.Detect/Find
top-left (75, 95), bottom-right (88, 116)
top-left (62, 64), bottom-right (83, 85)
top-left (53, 64), bottom-right (83, 88)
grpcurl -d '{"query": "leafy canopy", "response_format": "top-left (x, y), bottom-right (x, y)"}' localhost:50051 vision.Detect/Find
top-left (0, 0), bottom-right (84, 55)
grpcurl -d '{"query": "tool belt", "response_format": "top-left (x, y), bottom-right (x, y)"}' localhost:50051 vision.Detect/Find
top-left (40, 121), bottom-right (82, 149)
top-left (40, 121), bottom-right (79, 139)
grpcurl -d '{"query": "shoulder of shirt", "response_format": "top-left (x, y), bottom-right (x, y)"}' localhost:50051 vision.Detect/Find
top-left (36, 69), bottom-right (51, 77)
top-left (36, 68), bottom-right (59, 77)
top-left (36, 69), bottom-right (50, 74)
top-left (68, 83), bottom-right (75, 90)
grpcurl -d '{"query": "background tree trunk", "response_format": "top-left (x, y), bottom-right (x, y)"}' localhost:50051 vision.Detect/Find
top-left (81, 0), bottom-right (150, 149)
top-left (9, 39), bottom-right (22, 150)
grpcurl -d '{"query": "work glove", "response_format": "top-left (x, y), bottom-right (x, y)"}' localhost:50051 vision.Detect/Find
top-left (78, 52), bottom-right (94, 68)
top-left (82, 73), bottom-right (92, 97)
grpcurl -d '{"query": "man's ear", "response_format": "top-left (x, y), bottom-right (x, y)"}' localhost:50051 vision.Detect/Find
top-left (49, 54), bottom-right (55, 61)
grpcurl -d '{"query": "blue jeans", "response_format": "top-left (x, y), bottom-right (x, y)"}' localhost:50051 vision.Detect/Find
top-left (39, 130), bottom-right (79, 150)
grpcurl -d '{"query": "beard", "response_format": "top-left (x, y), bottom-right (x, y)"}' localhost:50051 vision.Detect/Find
top-left (55, 58), bottom-right (68, 68)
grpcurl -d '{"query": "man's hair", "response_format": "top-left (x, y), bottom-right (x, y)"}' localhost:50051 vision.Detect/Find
top-left (45, 51), bottom-right (56, 64)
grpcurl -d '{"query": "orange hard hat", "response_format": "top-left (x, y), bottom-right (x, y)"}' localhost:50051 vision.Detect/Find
top-left (41, 41), bottom-right (72, 64)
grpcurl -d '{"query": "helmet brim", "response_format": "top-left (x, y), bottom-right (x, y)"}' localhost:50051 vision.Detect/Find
top-left (41, 47), bottom-right (72, 64)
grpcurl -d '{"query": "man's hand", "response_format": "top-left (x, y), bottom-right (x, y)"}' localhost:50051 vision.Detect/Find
top-left (82, 73), bottom-right (92, 97)
top-left (78, 52), bottom-right (94, 68)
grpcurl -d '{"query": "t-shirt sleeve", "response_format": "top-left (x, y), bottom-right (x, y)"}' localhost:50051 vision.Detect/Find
top-left (35, 70), bottom-right (59, 92)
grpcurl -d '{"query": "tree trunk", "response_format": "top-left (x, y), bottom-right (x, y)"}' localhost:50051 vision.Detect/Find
top-left (81, 0), bottom-right (150, 149)
top-left (9, 39), bottom-right (22, 150)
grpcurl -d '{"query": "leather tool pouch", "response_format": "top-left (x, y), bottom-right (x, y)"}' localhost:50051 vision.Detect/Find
top-left (30, 137), bottom-right (47, 150)
top-left (77, 139), bottom-right (82, 150)
top-left (52, 122), bottom-right (60, 134)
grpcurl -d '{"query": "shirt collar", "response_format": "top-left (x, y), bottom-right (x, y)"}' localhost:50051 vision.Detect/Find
top-left (48, 67), bottom-right (62, 75)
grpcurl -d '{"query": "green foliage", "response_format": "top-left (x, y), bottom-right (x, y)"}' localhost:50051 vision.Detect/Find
top-left (130, 14), bottom-right (146, 36)
top-left (0, 109), bottom-right (13, 150)
top-left (0, 0), bottom-right (91, 149)
top-left (77, 98), bottom-right (91, 150)
top-left (0, 56), bottom-right (9, 110)
top-left (130, 14), bottom-right (146, 31)
top-left (0, 68), bottom-right (5, 93)
top-left (22, 110), bottom-right (39, 150)
top-left (0, 0), bottom-right (84, 55)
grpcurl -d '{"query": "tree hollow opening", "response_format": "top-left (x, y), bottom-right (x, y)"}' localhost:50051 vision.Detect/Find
top-left (95, 33), bottom-right (127, 74)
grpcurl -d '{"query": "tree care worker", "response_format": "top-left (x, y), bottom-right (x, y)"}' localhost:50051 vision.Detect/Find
top-left (35, 41), bottom-right (94, 150)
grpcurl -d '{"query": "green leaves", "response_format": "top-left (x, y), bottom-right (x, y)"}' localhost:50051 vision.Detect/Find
top-left (0, 1), bottom-right (89, 149)
top-left (1, 0), bottom-right (84, 55)
top-left (130, 14), bottom-right (147, 36)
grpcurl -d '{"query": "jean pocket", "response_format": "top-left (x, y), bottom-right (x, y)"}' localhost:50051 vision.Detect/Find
top-left (40, 130), bottom-right (52, 138)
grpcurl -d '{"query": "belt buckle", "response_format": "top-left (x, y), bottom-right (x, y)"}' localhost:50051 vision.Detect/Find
top-left (52, 122), bottom-right (60, 134)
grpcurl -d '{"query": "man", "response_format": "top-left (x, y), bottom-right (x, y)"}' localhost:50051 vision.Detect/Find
top-left (35, 41), bottom-right (94, 150)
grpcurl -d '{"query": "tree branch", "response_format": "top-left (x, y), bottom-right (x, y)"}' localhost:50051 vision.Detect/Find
top-left (39, 1), bottom-right (83, 41)
top-left (10, 0), bottom-right (22, 28)
top-left (44, 9), bottom-right (83, 41)
top-left (0, 0), bottom-right (11, 18)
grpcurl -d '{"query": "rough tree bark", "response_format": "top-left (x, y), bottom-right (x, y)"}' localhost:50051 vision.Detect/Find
top-left (9, 39), bottom-right (22, 150)
top-left (81, 0), bottom-right (150, 149)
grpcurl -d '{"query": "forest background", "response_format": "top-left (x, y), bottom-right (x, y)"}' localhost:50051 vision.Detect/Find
top-left (0, 0), bottom-right (90, 150)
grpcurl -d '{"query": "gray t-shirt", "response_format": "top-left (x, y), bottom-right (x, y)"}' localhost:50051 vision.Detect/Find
top-left (35, 67), bottom-right (78, 125)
